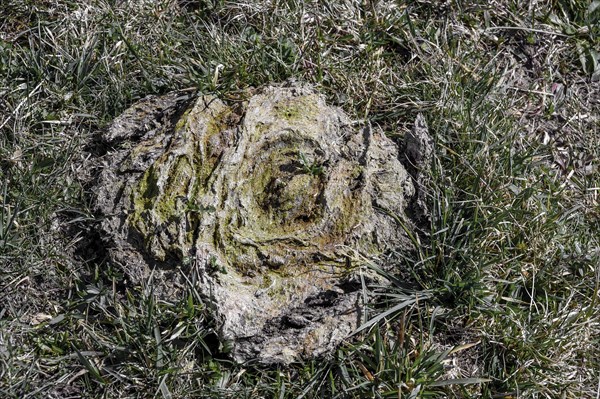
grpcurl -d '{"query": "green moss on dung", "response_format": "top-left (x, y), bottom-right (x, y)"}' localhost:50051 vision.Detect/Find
top-left (127, 99), bottom-right (237, 261)
top-left (126, 92), bottom-right (369, 272)
top-left (128, 153), bottom-right (193, 259)
top-left (175, 108), bottom-right (191, 131)
top-left (275, 94), bottom-right (319, 122)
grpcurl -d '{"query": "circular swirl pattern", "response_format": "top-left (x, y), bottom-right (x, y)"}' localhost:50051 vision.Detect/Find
top-left (96, 84), bottom-right (415, 363)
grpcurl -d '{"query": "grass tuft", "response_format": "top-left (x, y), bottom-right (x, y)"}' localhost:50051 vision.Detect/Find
top-left (1, 0), bottom-right (598, 397)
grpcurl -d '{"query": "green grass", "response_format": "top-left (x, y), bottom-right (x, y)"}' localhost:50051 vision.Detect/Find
top-left (1, 0), bottom-right (599, 397)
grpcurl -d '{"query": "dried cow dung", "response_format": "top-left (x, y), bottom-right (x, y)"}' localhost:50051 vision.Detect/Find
top-left (94, 83), bottom-right (423, 364)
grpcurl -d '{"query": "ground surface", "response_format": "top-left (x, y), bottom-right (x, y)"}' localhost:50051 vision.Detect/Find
top-left (0, 1), bottom-right (599, 398)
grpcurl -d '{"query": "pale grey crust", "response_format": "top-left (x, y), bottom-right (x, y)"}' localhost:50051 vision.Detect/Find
top-left (94, 83), bottom-right (422, 364)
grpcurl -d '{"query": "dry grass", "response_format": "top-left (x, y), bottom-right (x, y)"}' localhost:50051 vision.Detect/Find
top-left (1, 0), bottom-right (599, 397)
